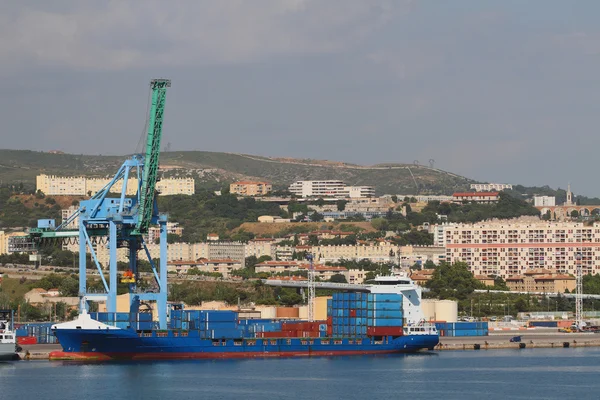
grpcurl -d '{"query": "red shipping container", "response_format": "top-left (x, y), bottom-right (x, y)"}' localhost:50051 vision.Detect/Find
top-left (17, 336), bottom-right (38, 345)
top-left (327, 326), bottom-right (332, 335)
top-left (257, 331), bottom-right (296, 338)
top-left (327, 317), bottom-right (333, 325)
top-left (367, 326), bottom-right (404, 337)
top-left (349, 309), bottom-right (356, 317)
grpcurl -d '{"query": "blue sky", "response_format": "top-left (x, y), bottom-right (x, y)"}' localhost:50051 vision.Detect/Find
top-left (2, 1), bottom-right (600, 195)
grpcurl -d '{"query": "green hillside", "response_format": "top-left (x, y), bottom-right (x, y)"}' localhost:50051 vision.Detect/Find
top-left (0, 149), bottom-right (473, 195)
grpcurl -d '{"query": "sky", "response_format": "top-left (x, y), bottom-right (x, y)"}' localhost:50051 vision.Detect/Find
top-left (2, 1), bottom-right (600, 195)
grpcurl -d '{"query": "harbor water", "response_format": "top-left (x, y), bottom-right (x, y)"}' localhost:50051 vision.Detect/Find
top-left (2, 348), bottom-right (600, 399)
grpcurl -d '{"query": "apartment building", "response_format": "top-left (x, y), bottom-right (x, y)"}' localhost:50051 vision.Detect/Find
top-left (230, 181), bottom-right (272, 196)
top-left (206, 242), bottom-right (245, 267)
top-left (289, 180), bottom-right (345, 198)
top-left (534, 196), bottom-right (556, 207)
top-left (444, 220), bottom-right (600, 279)
top-left (314, 241), bottom-right (397, 264)
top-left (146, 222), bottom-right (183, 244)
top-left (37, 174), bottom-right (195, 196)
top-left (0, 231), bottom-right (28, 255)
top-left (398, 245), bottom-right (446, 268)
top-left (347, 269), bottom-right (368, 284)
top-left (255, 261), bottom-right (348, 281)
top-left (167, 258), bottom-right (242, 277)
top-left (245, 239), bottom-right (276, 259)
top-left (394, 195), bottom-right (454, 203)
top-left (470, 183), bottom-right (513, 192)
top-left (341, 186), bottom-right (375, 198)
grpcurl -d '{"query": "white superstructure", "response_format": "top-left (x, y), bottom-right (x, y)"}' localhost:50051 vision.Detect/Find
top-left (0, 313), bottom-right (17, 361)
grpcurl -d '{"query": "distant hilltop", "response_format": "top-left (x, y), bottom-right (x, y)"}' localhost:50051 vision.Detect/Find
top-left (0, 149), bottom-right (474, 195)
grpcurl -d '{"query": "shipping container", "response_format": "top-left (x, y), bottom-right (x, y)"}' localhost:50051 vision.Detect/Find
top-left (528, 321), bottom-right (558, 328)
top-left (367, 326), bottom-right (404, 336)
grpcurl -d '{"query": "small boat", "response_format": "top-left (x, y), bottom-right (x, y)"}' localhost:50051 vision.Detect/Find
top-left (0, 310), bottom-right (18, 361)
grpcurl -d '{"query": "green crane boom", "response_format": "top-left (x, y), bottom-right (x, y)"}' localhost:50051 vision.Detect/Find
top-left (134, 78), bottom-right (171, 235)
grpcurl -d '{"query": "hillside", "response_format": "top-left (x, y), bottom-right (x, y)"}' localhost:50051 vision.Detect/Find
top-left (0, 149), bottom-right (473, 195)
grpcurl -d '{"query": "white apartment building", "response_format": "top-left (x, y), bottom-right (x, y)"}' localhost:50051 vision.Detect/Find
top-left (534, 196), bottom-right (556, 207)
top-left (288, 180), bottom-right (375, 199)
top-left (430, 224), bottom-right (447, 247)
top-left (289, 180), bottom-right (345, 198)
top-left (37, 174), bottom-right (195, 196)
top-left (394, 195), bottom-right (454, 203)
top-left (470, 183), bottom-right (513, 192)
top-left (342, 186), bottom-right (375, 198)
top-left (444, 220), bottom-right (600, 279)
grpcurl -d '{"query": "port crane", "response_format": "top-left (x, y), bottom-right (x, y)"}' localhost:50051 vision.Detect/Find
top-left (9, 79), bottom-right (171, 329)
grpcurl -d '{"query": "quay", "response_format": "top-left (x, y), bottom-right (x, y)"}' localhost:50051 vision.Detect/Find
top-left (437, 331), bottom-right (600, 351)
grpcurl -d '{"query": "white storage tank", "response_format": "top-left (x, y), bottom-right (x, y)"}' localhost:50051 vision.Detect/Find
top-left (434, 300), bottom-right (458, 322)
top-left (420, 299), bottom-right (437, 321)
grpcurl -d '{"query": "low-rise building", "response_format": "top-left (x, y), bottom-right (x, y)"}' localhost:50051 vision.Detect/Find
top-left (409, 269), bottom-right (435, 286)
top-left (452, 192), bottom-right (499, 203)
top-left (506, 269), bottom-right (575, 293)
top-left (230, 181), bottom-right (272, 196)
top-left (23, 288), bottom-right (79, 306)
top-left (475, 275), bottom-right (495, 287)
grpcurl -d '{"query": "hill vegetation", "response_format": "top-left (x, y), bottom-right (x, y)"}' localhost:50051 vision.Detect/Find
top-left (0, 149), bottom-right (473, 195)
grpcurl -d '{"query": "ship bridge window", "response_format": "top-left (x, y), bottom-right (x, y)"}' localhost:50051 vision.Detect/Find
top-left (0, 335), bottom-right (3, 339)
top-left (233, 339), bottom-right (243, 346)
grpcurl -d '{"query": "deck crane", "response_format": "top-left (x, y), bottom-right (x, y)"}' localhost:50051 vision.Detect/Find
top-left (9, 79), bottom-right (172, 329)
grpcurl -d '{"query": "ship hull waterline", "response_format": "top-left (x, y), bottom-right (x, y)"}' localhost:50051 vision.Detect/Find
top-left (50, 329), bottom-right (439, 361)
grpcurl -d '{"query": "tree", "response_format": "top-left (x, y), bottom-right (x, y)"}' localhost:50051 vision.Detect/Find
top-left (425, 262), bottom-right (485, 301)
top-left (329, 274), bottom-right (347, 283)
top-left (371, 218), bottom-right (389, 231)
top-left (571, 210), bottom-right (579, 218)
top-left (391, 195), bottom-right (398, 203)
top-left (410, 262), bottom-right (422, 271)
top-left (336, 200), bottom-right (347, 211)
top-left (310, 212), bottom-right (324, 222)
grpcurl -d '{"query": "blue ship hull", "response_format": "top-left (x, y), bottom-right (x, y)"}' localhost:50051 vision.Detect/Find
top-left (50, 328), bottom-right (439, 360)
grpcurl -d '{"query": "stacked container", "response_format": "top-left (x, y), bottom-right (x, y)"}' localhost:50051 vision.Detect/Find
top-left (435, 322), bottom-right (488, 337)
top-left (329, 292), bottom-right (404, 337)
top-left (16, 322), bottom-right (57, 344)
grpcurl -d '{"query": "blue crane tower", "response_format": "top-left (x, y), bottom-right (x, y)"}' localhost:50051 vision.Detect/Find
top-left (10, 79), bottom-right (172, 329)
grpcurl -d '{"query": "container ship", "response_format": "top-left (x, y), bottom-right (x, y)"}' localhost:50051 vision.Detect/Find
top-left (49, 274), bottom-right (439, 360)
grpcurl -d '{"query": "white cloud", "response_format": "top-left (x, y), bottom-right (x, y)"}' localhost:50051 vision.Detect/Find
top-left (0, 0), bottom-right (408, 70)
